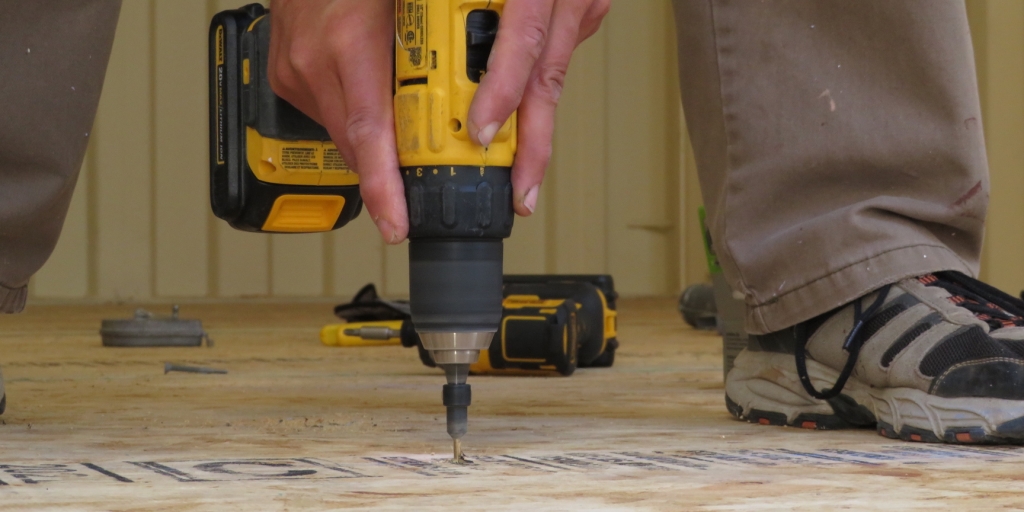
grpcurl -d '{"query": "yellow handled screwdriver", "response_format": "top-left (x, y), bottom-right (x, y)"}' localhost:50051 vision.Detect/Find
top-left (320, 320), bottom-right (404, 347)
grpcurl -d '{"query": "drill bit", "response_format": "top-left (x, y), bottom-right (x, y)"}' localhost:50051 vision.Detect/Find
top-left (342, 325), bottom-right (400, 340)
top-left (417, 331), bottom-right (492, 460)
top-left (442, 363), bottom-right (471, 463)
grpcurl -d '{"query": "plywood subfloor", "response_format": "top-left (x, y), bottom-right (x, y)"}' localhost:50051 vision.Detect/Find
top-left (2, 298), bottom-right (1024, 510)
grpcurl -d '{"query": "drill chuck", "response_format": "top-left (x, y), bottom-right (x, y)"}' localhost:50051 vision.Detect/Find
top-left (442, 380), bottom-right (472, 439)
top-left (419, 331), bottom-right (494, 365)
top-left (442, 363), bottom-right (471, 445)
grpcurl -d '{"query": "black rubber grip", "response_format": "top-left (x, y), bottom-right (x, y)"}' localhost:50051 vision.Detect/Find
top-left (443, 383), bottom-right (472, 407)
top-left (403, 165), bottom-right (514, 239)
top-left (409, 239), bottom-right (503, 332)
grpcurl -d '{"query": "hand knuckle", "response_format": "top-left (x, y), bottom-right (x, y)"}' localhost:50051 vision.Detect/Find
top-left (516, 17), bottom-right (549, 61)
top-left (269, 67), bottom-right (301, 103)
top-left (522, 141), bottom-right (553, 170)
top-left (345, 107), bottom-right (385, 147)
top-left (492, 79), bottom-right (529, 108)
top-left (532, 64), bottom-right (566, 103)
top-left (328, 28), bottom-right (358, 54)
top-left (286, 40), bottom-right (321, 76)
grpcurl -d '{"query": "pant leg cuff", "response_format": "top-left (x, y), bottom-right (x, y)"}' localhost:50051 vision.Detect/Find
top-left (0, 284), bottom-right (27, 314)
top-left (746, 244), bottom-right (974, 334)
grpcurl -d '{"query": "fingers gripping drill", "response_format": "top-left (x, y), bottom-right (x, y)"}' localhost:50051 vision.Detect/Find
top-left (210, 0), bottom-right (514, 461)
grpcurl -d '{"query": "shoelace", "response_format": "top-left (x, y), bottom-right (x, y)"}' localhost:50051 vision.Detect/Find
top-left (925, 271), bottom-right (1024, 330)
top-left (794, 271), bottom-right (1024, 401)
top-left (794, 284), bottom-right (893, 401)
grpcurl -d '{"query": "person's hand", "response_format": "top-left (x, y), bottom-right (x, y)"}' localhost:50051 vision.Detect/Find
top-left (468, 0), bottom-right (611, 217)
top-left (268, 0), bottom-right (611, 245)
top-left (268, 0), bottom-right (407, 244)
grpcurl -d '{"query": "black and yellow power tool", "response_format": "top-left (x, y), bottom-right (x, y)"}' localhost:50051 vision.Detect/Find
top-left (210, 1), bottom-right (515, 459)
top-left (324, 275), bottom-right (620, 376)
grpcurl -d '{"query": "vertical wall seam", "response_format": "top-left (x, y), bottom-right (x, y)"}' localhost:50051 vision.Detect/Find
top-left (679, 108), bottom-right (689, 290)
top-left (544, 131), bottom-right (557, 273)
top-left (380, 238), bottom-right (389, 296)
top-left (598, 9), bottom-right (606, 276)
top-left (665, 0), bottom-right (682, 295)
top-left (267, 236), bottom-right (274, 296)
top-left (207, 219), bottom-right (220, 297)
top-left (149, 0), bottom-right (159, 298)
top-left (323, 232), bottom-right (335, 296)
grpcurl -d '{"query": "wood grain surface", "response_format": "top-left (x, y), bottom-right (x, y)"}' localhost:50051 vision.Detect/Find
top-left (1, 299), bottom-right (1023, 510)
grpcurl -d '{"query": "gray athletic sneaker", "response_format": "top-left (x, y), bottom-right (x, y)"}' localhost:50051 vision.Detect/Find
top-left (726, 271), bottom-right (1024, 444)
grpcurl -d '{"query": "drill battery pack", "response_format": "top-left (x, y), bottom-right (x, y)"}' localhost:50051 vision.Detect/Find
top-left (209, 4), bottom-right (363, 233)
top-left (331, 275), bottom-right (620, 376)
top-left (489, 275), bottom-right (619, 374)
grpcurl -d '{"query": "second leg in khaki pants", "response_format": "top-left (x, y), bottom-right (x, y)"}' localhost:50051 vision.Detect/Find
top-left (0, 0), bottom-right (121, 313)
top-left (672, 0), bottom-right (988, 334)
top-left (673, 1), bottom-right (1024, 445)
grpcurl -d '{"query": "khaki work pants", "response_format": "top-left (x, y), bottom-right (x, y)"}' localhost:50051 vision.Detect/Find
top-left (0, 0), bottom-right (121, 312)
top-left (672, 0), bottom-right (987, 334)
top-left (1, 1), bottom-right (987, 337)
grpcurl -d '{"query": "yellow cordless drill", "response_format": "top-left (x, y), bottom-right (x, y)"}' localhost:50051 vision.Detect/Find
top-left (210, 1), bottom-right (514, 460)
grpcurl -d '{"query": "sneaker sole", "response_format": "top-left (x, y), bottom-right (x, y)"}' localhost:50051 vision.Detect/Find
top-left (725, 349), bottom-right (1024, 444)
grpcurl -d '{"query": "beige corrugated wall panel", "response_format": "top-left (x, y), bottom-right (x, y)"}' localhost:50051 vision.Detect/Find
top-left (210, 0), bottom-right (266, 17)
top-left (680, 116), bottom-right (706, 291)
top-left (271, 234), bottom-right (325, 296)
top-left (384, 242), bottom-right (410, 297)
top-left (970, 1), bottom-right (1024, 294)
top-left (548, 30), bottom-right (608, 275)
top-left (505, 199), bottom-right (547, 275)
top-left (216, 227), bottom-right (270, 298)
top-left (92, 1), bottom-right (154, 300)
top-left (604, 1), bottom-right (679, 296)
top-left (154, 0), bottom-right (209, 297)
top-left (663, 19), bottom-right (683, 294)
top-left (683, 138), bottom-right (705, 288)
top-left (31, 156), bottom-right (91, 298)
top-left (209, 0), bottom-right (270, 298)
top-left (331, 215), bottom-right (385, 298)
